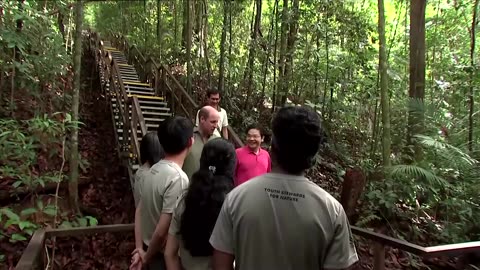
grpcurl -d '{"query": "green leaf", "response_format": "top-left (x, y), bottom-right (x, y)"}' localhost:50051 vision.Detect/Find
top-left (0, 208), bottom-right (20, 221)
top-left (18, 221), bottom-right (36, 230)
top-left (10, 233), bottom-right (27, 242)
top-left (43, 206), bottom-right (56, 216)
top-left (86, 216), bottom-right (98, 226)
top-left (20, 208), bottom-right (37, 217)
top-left (78, 217), bottom-right (87, 227)
top-left (12, 181), bottom-right (23, 188)
top-left (37, 200), bottom-right (44, 210)
top-left (60, 221), bottom-right (72, 229)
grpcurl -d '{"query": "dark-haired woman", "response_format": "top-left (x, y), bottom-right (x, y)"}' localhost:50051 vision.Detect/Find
top-left (131, 132), bottom-right (165, 269)
top-left (133, 132), bottom-right (165, 206)
top-left (164, 138), bottom-right (236, 270)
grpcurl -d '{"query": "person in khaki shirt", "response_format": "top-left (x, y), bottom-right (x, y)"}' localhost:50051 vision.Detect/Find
top-left (209, 106), bottom-right (359, 270)
top-left (183, 106), bottom-right (220, 179)
top-left (130, 116), bottom-right (194, 270)
top-left (164, 138), bottom-right (236, 270)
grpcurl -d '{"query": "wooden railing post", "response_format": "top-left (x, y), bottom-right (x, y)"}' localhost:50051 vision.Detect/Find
top-left (161, 67), bottom-right (166, 97)
top-left (373, 243), bottom-right (385, 270)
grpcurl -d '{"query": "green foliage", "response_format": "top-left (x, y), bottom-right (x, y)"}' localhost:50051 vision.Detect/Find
top-left (363, 134), bottom-right (480, 243)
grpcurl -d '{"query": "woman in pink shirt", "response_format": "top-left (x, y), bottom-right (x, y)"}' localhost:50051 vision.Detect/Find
top-left (234, 125), bottom-right (271, 186)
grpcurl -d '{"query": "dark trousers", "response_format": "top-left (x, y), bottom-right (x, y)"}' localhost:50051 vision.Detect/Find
top-left (143, 243), bottom-right (166, 270)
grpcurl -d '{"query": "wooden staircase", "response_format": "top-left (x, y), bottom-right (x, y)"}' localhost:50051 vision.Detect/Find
top-left (97, 40), bottom-right (172, 185)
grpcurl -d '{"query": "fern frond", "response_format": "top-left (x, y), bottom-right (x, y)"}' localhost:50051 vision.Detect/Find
top-left (356, 213), bottom-right (381, 227)
top-left (389, 165), bottom-right (449, 187)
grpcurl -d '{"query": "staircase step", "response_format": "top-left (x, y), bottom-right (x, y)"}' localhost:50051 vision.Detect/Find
top-left (114, 116), bottom-right (168, 122)
top-left (125, 85), bottom-right (154, 91)
top-left (118, 128), bottom-right (142, 134)
top-left (117, 122), bottom-right (159, 129)
top-left (112, 102), bottom-right (170, 110)
top-left (127, 90), bottom-right (155, 96)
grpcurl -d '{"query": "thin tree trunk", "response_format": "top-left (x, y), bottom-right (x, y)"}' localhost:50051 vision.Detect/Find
top-left (203, 0), bottom-right (211, 85)
top-left (157, 0), bottom-right (162, 60)
top-left (271, 0), bottom-right (280, 113)
top-left (468, 0), bottom-right (479, 152)
top-left (281, 0), bottom-right (299, 106)
top-left (218, 0), bottom-right (228, 93)
top-left (69, 0), bottom-right (83, 214)
top-left (378, 0), bottom-right (391, 168)
top-left (407, 0), bottom-right (426, 163)
top-left (277, 0), bottom-right (288, 107)
top-left (243, 0), bottom-right (262, 110)
top-left (262, 0), bottom-right (278, 98)
top-left (186, 0), bottom-right (192, 94)
top-left (321, 5), bottom-right (330, 116)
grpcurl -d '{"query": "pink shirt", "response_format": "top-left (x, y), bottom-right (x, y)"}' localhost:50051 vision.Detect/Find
top-left (235, 146), bottom-right (271, 186)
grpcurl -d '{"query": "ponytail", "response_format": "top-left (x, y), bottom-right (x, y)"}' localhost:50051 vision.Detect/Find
top-left (180, 169), bottom-right (233, 257)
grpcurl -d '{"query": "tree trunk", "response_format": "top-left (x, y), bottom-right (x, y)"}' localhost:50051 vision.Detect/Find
top-left (277, 0), bottom-right (288, 107)
top-left (378, 0), bottom-right (391, 168)
top-left (262, 0), bottom-right (278, 98)
top-left (185, 0), bottom-right (192, 94)
top-left (407, 0), bottom-right (426, 163)
top-left (157, 0), bottom-right (162, 60)
top-left (281, 0), bottom-right (299, 106)
top-left (69, 0), bottom-right (83, 214)
top-left (218, 0), bottom-right (229, 93)
top-left (202, 0), bottom-right (211, 85)
top-left (243, 0), bottom-right (262, 110)
top-left (58, 12), bottom-right (66, 44)
top-left (468, 0), bottom-right (479, 152)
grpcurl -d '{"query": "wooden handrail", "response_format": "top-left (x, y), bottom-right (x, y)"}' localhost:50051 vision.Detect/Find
top-left (15, 224), bottom-right (134, 270)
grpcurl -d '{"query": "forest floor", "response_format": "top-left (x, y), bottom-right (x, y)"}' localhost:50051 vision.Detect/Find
top-left (48, 57), bottom-right (136, 269)
top-left (0, 56), bottom-right (135, 269)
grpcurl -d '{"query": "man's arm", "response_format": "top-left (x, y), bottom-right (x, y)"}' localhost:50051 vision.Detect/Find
top-left (222, 127), bottom-right (229, 140)
top-left (143, 213), bottom-right (172, 263)
top-left (134, 201), bottom-right (143, 250)
top-left (164, 234), bottom-right (182, 270)
top-left (212, 249), bottom-right (234, 270)
top-left (195, 109), bottom-right (200, 127)
top-left (323, 205), bottom-right (359, 270)
top-left (222, 110), bottom-right (229, 139)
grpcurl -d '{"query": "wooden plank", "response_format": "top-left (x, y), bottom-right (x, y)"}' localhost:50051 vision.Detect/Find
top-left (45, 224), bottom-right (134, 238)
top-left (423, 241), bottom-right (480, 257)
top-left (123, 80), bottom-right (150, 87)
top-left (118, 63), bottom-right (132, 67)
top-left (15, 229), bottom-right (46, 270)
top-left (127, 94), bottom-right (164, 101)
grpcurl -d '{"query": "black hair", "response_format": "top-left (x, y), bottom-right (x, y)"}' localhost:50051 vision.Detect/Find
top-left (180, 138), bottom-right (236, 257)
top-left (139, 132), bottom-right (164, 165)
top-left (206, 88), bottom-right (220, 98)
top-left (157, 116), bottom-right (193, 155)
top-left (246, 124), bottom-right (264, 137)
top-left (271, 106), bottom-right (324, 175)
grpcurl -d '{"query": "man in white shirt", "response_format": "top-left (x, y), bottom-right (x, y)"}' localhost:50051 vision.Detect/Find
top-left (195, 89), bottom-right (229, 139)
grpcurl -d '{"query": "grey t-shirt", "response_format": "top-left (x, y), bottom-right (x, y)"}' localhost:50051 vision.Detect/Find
top-left (133, 165), bottom-right (149, 207)
top-left (209, 173), bottom-right (358, 270)
top-left (140, 160), bottom-right (189, 246)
